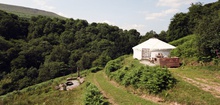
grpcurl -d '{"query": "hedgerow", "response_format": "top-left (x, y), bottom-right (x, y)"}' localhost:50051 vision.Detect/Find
top-left (105, 56), bottom-right (177, 94)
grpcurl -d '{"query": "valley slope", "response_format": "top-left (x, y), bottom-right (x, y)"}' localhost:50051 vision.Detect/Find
top-left (0, 3), bottom-right (64, 18)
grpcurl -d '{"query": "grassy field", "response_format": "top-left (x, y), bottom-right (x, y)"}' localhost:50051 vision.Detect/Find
top-left (165, 66), bottom-right (220, 103)
top-left (1, 55), bottom-right (220, 105)
top-left (1, 68), bottom-right (157, 105)
top-left (102, 56), bottom-right (220, 105)
top-left (159, 75), bottom-right (220, 105)
top-left (0, 73), bottom-right (86, 105)
top-left (170, 66), bottom-right (220, 84)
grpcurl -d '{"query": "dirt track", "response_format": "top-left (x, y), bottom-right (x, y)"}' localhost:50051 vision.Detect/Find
top-left (177, 74), bottom-right (220, 98)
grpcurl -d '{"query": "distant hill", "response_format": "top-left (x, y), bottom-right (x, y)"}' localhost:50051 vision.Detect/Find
top-left (0, 3), bottom-right (65, 18)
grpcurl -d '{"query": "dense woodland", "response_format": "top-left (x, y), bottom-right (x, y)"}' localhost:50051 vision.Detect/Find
top-left (0, 10), bottom-right (141, 94)
top-left (0, 1), bottom-right (220, 95)
top-left (167, 1), bottom-right (220, 59)
top-left (142, 1), bottom-right (220, 60)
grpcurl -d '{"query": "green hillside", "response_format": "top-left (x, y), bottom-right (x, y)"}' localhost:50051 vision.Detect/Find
top-left (0, 10), bottom-right (140, 95)
top-left (170, 34), bottom-right (220, 66)
top-left (169, 35), bottom-right (198, 60)
top-left (1, 55), bottom-right (220, 105)
top-left (1, 1), bottom-right (220, 105)
top-left (165, 1), bottom-right (220, 61)
top-left (0, 72), bottom-right (87, 105)
top-left (0, 3), bottom-right (65, 18)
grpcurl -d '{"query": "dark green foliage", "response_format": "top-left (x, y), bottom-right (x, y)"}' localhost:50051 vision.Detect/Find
top-left (89, 67), bottom-right (103, 73)
top-left (38, 62), bottom-right (69, 82)
top-left (105, 56), bottom-right (177, 94)
top-left (167, 1), bottom-right (220, 62)
top-left (167, 1), bottom-right (220, 42)
top-left (84, 82), bottom-right (108, 105)
top-left (140, 30), bottom-right (158, 43)
top-left (112, 70), bottom-right (126, 83)
top-left (139, 67), bottom-right (176, 94)
top-left (0, 37), bottom-right (14, 76)
top-left (213, 58), bottom-right (220, 66)
top-left (92, 53), bottom-right (111, 67)
top-left (195, 14), bottom-right (220, 59)
top-left (139, 30), bottom-right (167, 43)
top-left (105, 55), bottom-right (128, 76)
top-left (0, 10), bottom-right (140, 95)
top-left (76, 52), bottom-right (98, 70)
top-left (0, 10), bottom-right (29, 39)
top-left (45, 44), bottom-right (70, 64)
top-left (166, 13), bottom-right (191, 42)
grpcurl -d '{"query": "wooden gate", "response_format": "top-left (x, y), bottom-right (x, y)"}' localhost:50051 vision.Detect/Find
top-left (142, 48), bottom-right (150, 59)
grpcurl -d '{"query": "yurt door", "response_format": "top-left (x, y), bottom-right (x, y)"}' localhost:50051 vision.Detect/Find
top-left (142, 48), bottom-right (150, 59)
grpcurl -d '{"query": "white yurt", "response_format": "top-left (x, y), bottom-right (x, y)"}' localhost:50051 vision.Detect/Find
top-left (132, 38), bottom-right (176, 60)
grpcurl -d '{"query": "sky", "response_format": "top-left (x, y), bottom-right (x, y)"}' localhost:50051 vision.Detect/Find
top-left (0, 0), bottom-right (217, 35)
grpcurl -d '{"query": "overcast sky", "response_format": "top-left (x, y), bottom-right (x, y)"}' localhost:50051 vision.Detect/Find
top-left (0, 0), bottom-right (217, 35)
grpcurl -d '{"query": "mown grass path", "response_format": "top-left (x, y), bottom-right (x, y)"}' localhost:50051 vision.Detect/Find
top-left (88, 71), bottom-right (158, 105)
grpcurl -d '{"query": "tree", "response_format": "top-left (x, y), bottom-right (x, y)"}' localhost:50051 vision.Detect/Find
top-left (0, 11), bottom-right (29, 39)
top-left (195, 14), bottom-right (220, 59)
top-left (167, 13), bottom-right (191, 42)
top-left (75, 19), bottom-right (88, 30)
top-left (188, 2), bottom-right (204, 33)
top-left (10, 55), bottom-right (26, 69)
top-left (60, 31), bottom-right (75, 44)
top-left (69, 49), bottom-right (84, 71)
top-left (158, 30), bottom-right (167, 42)
top-left (140, 30), bottom-right (157, 43)
top-left (92, 52), bottom-right (111, 67)
top-left (76, 52), bottom-right (98, 70)
top-left (38, 62), bottom-right (69, 82)
top-left (45, 44), bottom-right (70, 64)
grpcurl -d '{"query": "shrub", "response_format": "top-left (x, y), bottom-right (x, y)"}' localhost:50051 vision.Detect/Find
top-left (89, 66), bottom-right (103, 73)
top-left (213, 58), bottom-right (220, 66)
top-left (139, 67), bottom-right (177, 94)
top-left (104, 55), bottom-right (129, 77)
top-left (105, 56), bottom-right (177, 94)
top-left (112, 70), bottom-right (125, 83)
top-left (84, 82), bottom-right (108, 105)
top-left (105, 58), bottom-right (123, 76)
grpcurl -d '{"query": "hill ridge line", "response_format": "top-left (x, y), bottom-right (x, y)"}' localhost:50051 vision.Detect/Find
top-left (0, 3), bottom-right (64, 18)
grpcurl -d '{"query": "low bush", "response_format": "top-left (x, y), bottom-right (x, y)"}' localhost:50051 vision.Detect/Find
top-left (105, 56), bottom-right (177, 94)
top-left (84, 82), bottom-right (108, 105)
top-left (213, 58), bottom-right (220, 66)
top-left (105, 55), bottom-right (128, 76)
top-left (89, 66), bottom-right (103, 73)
